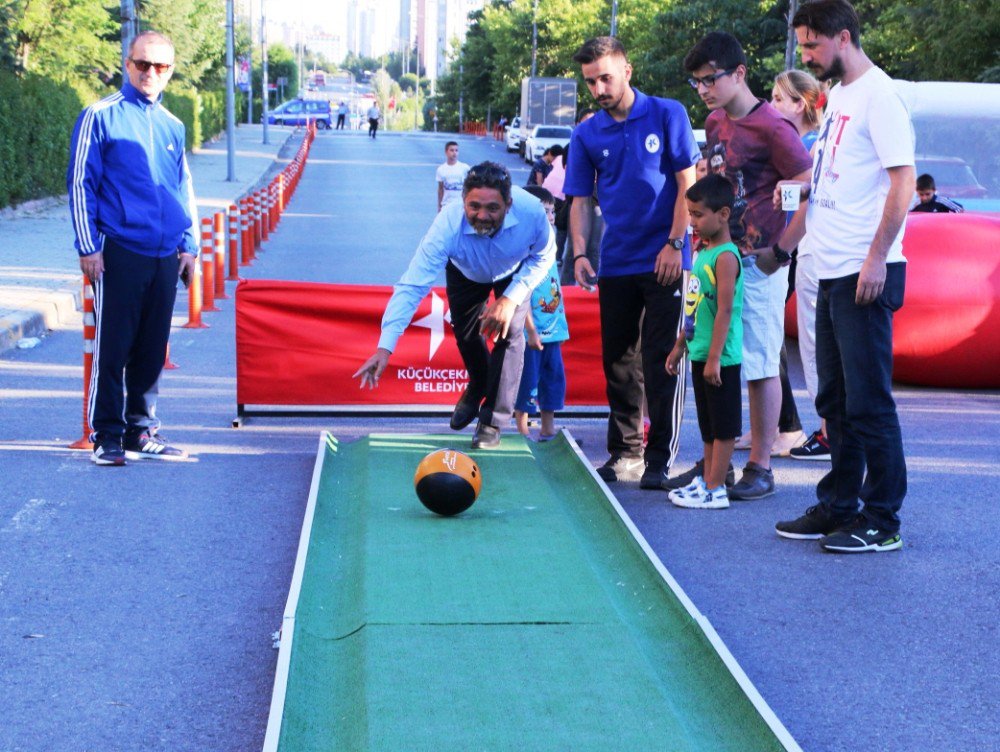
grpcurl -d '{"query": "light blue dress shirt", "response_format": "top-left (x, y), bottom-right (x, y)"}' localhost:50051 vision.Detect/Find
top-left (378, 186), bottom-right (557, 352)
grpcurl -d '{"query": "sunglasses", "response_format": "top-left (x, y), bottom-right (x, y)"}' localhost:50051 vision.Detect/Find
top-left (687, 68), bottom-right (737, 90)
top-left (130, 58), bottom-right (173, 74)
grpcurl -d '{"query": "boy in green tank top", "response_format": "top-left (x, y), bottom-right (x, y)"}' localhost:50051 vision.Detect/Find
top-left (666, 175), bottom-right (744, 509)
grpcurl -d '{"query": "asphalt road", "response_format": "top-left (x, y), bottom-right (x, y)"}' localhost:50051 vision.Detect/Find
top-left (1, 128), bottom-right (997, 752)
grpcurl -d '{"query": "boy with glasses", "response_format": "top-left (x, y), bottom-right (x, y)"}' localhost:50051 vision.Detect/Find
top-left (670, 32), bottom-right (812, 500)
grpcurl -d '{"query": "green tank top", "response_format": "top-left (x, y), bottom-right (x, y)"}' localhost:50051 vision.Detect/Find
top-left (683, 242), bottom-right (743, 365)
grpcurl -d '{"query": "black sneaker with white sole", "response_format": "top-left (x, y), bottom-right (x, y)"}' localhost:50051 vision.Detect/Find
top-left (124, 433), bottom-right (188, 461)
top-left (775, 504), bottom-right (854, 540)
top-left (596, 455), bottom-right (644, 483)
top-left (789, 429), bottom-right (831, 461)
top-left (92, 438), bottom-right (127, 466)
top-left (821, 519), bottom-right (903, 553)
top-left (639, 462), bottom-right (666, 490)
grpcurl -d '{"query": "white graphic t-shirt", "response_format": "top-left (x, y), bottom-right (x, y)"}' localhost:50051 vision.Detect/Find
top-left (436, 161), bottom-right (470, 208)
top-left (806, 67), bottom-right (914, 279)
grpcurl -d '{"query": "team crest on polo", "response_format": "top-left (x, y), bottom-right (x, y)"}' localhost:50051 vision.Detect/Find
top-left (645, 134), bottom-right (661, 153)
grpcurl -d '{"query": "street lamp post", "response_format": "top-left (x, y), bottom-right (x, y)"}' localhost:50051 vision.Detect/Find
top-left (458, 63), bottom-right (464, 134)
top-left (261, 0), bottom-right (270, 144)
top-left (225, 0), bottom-right (237, 181)
top-left (610, 0), bottom-right (619, 37)
top-left (246, 0), bottom-right (254, 126)
top-left (120, 0), bottom-right (137, 75)
top-left (531, 0), bottom-right (538, 77)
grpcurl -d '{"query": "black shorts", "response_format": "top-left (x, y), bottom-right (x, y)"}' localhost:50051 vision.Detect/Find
top-left (691, 361), bottom-right (742, 443)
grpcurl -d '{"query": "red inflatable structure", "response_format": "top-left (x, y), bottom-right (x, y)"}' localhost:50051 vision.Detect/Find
top-left (785, 212), bottom-right (1000, 389)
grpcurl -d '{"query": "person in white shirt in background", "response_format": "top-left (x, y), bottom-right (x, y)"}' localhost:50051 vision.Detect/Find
top-left (366, 104), bottom-right (380, 139)
top-left (436, 141), bottom-right (470, 212)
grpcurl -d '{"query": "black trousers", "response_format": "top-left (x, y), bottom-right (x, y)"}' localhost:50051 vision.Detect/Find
top-left (598, 273), bottom-right (685, 468)
top-left (89, 241), bottom-right (179, 440)
top-left (445, 262), bottom-right (529, 429)
top-left (368, 118), bottom-right (378, 138)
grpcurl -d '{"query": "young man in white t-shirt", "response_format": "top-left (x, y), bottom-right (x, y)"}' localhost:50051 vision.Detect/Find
top-left (773, 0), bottom-right (915, 554)
top-left (436, 141), bottom-right (470, 212)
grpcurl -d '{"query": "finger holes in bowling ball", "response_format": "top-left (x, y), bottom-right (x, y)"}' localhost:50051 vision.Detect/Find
top-left (413, 448), bottom-right (482, 516)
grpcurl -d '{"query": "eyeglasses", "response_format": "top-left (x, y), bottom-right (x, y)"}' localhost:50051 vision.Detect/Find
top-left (130, 58), bottom-right (173, 74)
top-left (687, 68), bottom-right (737, 90)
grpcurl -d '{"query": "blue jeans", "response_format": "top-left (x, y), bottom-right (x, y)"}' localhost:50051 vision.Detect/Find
top-left (514, 342), bottom-right (566, 413)
top-left (814, 262), bottom-right (907, 532)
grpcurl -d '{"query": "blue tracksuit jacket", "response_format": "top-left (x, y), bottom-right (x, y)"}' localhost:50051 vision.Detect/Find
top-left (67, 80), bottom-right (198, 258)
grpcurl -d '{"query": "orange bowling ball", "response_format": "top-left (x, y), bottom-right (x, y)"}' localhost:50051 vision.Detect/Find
top-left (413, 449), bottom-right (482, 516)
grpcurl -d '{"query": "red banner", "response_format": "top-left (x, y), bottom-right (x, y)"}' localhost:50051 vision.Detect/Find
top-left (235, 280), bottom-right (607, 408)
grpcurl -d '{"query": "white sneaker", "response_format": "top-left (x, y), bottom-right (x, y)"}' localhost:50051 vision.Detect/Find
top-left (772, 430), bottom-right (807, 457)
top-left (668, 476), bottom-right (705, 505)
top-left (671, 481), bottom-right (730, 510)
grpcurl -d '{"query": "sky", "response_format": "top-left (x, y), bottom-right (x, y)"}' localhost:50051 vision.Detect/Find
top-left (258, 0), bottom-right (404, 51)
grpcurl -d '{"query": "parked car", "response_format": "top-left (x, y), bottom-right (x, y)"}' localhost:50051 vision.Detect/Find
top-left (505, 116), bottom-right (522, 152)
top-left (914, 155), bottom-right (988, 200)
top-left (523, 124), bottom-right (573, 163)
top-left (266, 98), bottom-right (332, 129)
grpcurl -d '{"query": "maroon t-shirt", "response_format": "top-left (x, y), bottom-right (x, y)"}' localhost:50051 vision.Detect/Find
top-left (704, 100), bottom-right (813, 254)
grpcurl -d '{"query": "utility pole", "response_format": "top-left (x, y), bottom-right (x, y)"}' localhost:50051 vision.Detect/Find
top-left (414, 49), bottom-right (420, 132)
top-left (785, 0), bottom-right (799, 70)
top-left (120, 0), bottom-right (138, 75)
top-left (247, 0), bottom-right (254, 126)
top-left (610, 0), bottom-right (619, 37)
top-left (261, 0), bottom-right (270, 144)
top-left (531, 0), bottom-right (538, 76)
top-left (297, 4), bottom-right (304, 95)
top-left (458, 62), bottom-right (464, 133)
top-left (225, 0), bottom-right (237, 181)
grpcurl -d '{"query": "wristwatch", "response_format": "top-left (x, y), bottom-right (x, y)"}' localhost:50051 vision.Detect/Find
top-left (667, 237), bottom-right (684, 251)
top-left (772, 242), bottom-right (792, 264)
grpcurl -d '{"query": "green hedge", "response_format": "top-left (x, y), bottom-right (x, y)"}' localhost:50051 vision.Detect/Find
top-left (0, 72), bottom-right (92, 207)
top-left (162, 87), bottom-right (226, 151)
top-left (0, 76), bottom-right (228, 208)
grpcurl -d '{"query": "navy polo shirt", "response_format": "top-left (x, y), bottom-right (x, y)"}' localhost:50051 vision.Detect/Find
top-left (563, 88), bottom-right (700, 277)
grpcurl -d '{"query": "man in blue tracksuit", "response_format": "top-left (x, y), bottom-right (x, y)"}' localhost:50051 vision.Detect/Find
top-left (68, 31), bottom-right (198, 466)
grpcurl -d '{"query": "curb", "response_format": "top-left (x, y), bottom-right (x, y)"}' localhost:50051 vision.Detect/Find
top-left (0, 128), bottom-right (298, 358)
top-left (0, 285), bottom-right (83, 355)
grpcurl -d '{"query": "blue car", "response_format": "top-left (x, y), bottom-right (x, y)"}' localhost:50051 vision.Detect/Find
top-left (266, 99), bottom-right (332, 129)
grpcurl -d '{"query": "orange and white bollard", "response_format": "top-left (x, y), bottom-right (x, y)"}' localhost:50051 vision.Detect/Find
top-left (213, 211), bottom-right (228, 300)
top-left (201, 217), bottom-right (220, 312)
top-left (164, 342), bottom-right (179, 370)
top-left (228, 204), bottom-right (240, 280)
top-left (261, 187), bottom-right (271, 240)
top-left (183, 235), bottom-right (208, 329)
top-left (69, 278), bottom-right (95, 450)
top-left (270, 179), bottom-right (279, 227)
top-left (240, 197), bottom-right (253, 264)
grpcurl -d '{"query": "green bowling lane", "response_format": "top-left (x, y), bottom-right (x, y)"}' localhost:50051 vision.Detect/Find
top-left (264, 433), bottom-right (800, 752)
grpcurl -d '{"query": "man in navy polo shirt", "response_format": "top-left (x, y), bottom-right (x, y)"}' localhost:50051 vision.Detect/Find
top-left (564, 36), bottom-right (700, 488)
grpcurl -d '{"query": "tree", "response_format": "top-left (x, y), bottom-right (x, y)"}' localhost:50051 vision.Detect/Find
top-left (138, 0), bottom-right (226, 89)
top-left (857, 0), bottom-right (999, 83)
top-left (0, 0), bottom-right (117, 81)
top-left (634, 0), bottom-right (788, 113)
